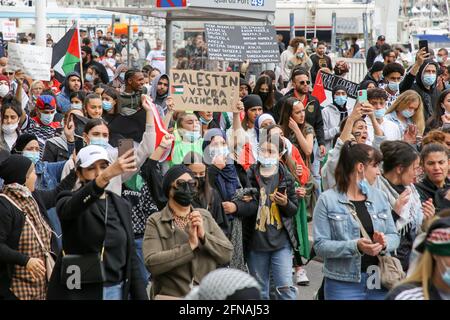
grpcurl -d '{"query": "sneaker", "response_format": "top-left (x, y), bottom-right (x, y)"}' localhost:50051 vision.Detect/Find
top-left (295, 269), bottom-right (310, 286)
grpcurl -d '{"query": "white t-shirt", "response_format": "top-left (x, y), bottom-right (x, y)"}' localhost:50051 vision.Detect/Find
top-left (367, 117), bottom-right (402, 145)
top-left (4, 132), bottom-right (18, 150)
top-left (146, 49), bottom-right (166, 74)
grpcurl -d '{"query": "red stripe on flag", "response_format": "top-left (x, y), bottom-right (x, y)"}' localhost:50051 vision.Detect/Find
top-left (143, 96), bottom-right (172, 161)
top-left (166, 0), bottom-right (175, 7)
top-left (311, 71), bottom-right (327, 104)
top-left (67, 27), bottom-right (80, 58)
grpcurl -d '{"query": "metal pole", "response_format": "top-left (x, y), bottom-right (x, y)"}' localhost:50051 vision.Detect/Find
top-left (35, 0), bottom-right (46, 46)
top-left (127, 16), bottom-right (131, 68)
top-left (289, 12), bottom-right (295, 41)
top-left (363, 12), bottom-right (369, 53)
top-left (166, 16), bottom-right (173, 74)
top-left (331, 12), bottom-right (336, 53)
top-left (445, 0), bottom-right (450, 31)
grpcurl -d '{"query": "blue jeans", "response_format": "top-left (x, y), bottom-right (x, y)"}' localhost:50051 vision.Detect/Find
top-left (103, 282), bottom-right (124, 300)
top-left (134, 237), bottom-right (150, 288)
top-left (247, 244), bottom-right (297, 300)
top-left (324, 273), bottom-right (388, 300)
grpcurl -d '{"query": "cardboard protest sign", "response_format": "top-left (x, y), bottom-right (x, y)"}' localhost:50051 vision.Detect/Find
top-left (1, 21), bottom-right (17, 41)
top-left (7, 43), bottom-right (52, 81)
top-left (169, 69), bottom-right (240, 112)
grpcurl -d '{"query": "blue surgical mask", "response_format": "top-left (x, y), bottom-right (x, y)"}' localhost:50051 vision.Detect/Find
top-left (89, 137), bottom-right (109, 148)
top-left (445, 81), bottom-right (450, 90)
top-left (334, 95), bottom-right (347, 106)
top-left (102, 101), bottom-right (113, 112)
top-left (71, 103), bottom-right (82, 110)
top-left (119, 73), bottom-right (125, 81)
top-left (437, 56), bottom-right (444, 64)
top-left (374, 108), bottom-right (386, 119)
top-left (258, 155), bottom-right (278, 168)
top-left (210, 146), bottom-right (229, 158)
top-left (40, 112), bottom-right (55, 125)
top-left (401, 109), bottom-right (414, 119)
top-left (199, 116), bottom-right (212, 125)
top-left (23, 151), bottom-right (40, 164)
top-left (442, 262), bottom-right (450, 287)
top-left (388, 81), bottom-right (400, 92)
top-left (296, 53), bottom-right (304, 59)
top-left (85, 74), bottom-right (94, 82)
top-left (183, 130), bottom-right (201, 142)
top-left (423, 73), bottom-right (436, 86)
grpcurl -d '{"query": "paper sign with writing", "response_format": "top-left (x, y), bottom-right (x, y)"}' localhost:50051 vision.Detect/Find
top-left (2, 21), bottom-right (17, 41)
top-left (170, 69), bottom-right (240, 112)
top-left (320, 72), bottom-right (359, 99)
top-left (7, 43), bottom-right (52, 81)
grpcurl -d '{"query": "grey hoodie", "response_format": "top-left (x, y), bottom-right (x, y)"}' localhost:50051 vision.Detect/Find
top-left (150, 73), bottom-right (169, 118)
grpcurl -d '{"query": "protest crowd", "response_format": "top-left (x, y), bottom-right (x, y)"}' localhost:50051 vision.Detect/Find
top-left (0, 28), bottom-right (449, 302)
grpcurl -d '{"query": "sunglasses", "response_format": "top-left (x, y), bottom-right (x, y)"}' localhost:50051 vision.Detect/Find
top-left (175, 179), bottom-right (198, 189)
top-left (298, 80), bottom-right (311, 85)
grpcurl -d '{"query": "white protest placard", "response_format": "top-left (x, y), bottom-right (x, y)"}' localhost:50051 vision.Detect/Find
top-left (2, 21), bottom-right (17, 41)
top-left (7, 43), bottom-right (52, 81)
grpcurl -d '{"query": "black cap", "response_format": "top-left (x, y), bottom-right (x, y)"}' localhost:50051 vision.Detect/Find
top-left (242, 94), bottom-right (263, 112)
top-left (378, 35), bottom-right (386, 41)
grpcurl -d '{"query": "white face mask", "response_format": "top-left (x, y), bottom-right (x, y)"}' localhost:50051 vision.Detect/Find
top-left (2, 122), bottom-right (18, 135)
top-left (0, 84), bottom-right (10, 98)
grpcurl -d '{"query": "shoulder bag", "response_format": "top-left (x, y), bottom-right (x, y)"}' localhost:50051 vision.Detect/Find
top-left (347, 204), bottom-right (405, 290)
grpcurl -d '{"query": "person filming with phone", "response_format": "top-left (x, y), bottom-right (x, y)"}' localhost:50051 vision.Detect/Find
top-left (47, 145), bottom-right (148, 300)
top-left (142, 165), bottom-right (233, 299)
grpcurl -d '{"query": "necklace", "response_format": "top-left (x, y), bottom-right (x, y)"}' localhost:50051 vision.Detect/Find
top-left (169, 205), bottom-right (190, 230)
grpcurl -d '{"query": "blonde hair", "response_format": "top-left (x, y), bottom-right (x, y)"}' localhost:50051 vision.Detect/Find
top-left (401, 251), bottom-right (434, 300)
top-left (30, 80), bottom-right (44, 90)
top-left (386, 90), bottom-right (425, 135)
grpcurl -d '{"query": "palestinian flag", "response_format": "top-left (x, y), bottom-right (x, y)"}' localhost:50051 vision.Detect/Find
top-left (52, 24), bottom-right (81, 83)
top-left (142, 95), bottom-right (173, 162)
top-left (171, 85), bottom-right (184, 95)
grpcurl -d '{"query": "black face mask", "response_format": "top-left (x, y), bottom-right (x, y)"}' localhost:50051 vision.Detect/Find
top-left (259, 92), bottom-right (269, 101)
top-left (172, 184), bottom-right (196, 207)
top-left (196, 176), bottom-right (206, 190)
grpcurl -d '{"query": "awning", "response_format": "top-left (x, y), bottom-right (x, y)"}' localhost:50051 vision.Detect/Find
top-left (96, 6), bottom-right (272, 22)
top-left (413, 34), bottom-right (450, 43)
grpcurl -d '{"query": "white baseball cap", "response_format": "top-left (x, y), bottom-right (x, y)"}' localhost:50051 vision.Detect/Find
top-left (76, 145), bottom-right (111, 168)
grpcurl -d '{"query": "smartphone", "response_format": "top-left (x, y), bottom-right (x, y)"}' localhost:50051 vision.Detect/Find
top-left (357, 89), bottom-right (368, 103)
top-left (278, 186), bottom-right (287, 194)
top-left (299, 43), bottom-right (304, 49)
top-left (419, 40), bottom-right (428, 54)
top-left (118, 139), bottom-right (134, 157)
top-left (249, 75), bottom-right (256, 84)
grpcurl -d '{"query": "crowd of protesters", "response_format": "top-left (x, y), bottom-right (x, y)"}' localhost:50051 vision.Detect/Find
top-left (0, 29), bottom-right (449, 301)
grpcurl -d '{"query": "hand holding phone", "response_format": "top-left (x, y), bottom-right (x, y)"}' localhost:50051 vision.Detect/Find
top-left (357, 89), bottom-right (368, 103)
top-left (278, 186), bottom-right (287, 194)
top-left (118, 139), bottom-right (134, 157)
top-left (418, 40), bottom-right (428, 54)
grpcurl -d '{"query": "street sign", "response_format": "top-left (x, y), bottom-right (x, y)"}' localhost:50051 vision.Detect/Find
top-left (188, 0), bottom-right (276, 12)
top-left (156, 0), bottom-right (187, 7)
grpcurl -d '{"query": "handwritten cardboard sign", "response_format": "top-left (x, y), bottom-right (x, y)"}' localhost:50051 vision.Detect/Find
top-left (170, 69), bottom-right (240, 112)
top-left (7, 43), bottom-right (52, 81)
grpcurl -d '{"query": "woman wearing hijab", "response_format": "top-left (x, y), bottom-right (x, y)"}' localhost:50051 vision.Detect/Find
top-left (322, 85), bottom-right (351, 151)
top-left (109, 64), bottom-right (128, 92)
top-left (0, 152), bottom-right (77, 300)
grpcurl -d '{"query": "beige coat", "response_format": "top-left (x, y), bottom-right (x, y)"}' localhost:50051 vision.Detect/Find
top-left (143, 206), bottom-right (233, 299)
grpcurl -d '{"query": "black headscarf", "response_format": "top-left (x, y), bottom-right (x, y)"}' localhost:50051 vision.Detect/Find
top-left (0, 154), bottom-right (33, 185)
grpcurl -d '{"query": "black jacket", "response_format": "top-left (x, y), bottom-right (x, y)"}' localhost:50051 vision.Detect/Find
top-left (415, 177), bottom-right (450, 214)
top-left (366, 45), bottom-right (380, 69)
top-left (273, 92), bottom-right (325, 147)
top-left (233, 163), bottom-right (299, 255)
top-left (410, 60), bottom-right (440, 120)
top-left (310, 54), bottom-right (333, 84)
top-left (47, 180), bottom-right (148, 300)
top-left (0, 170), bottom-right (77, 300)
top-left (42, 139), bottom-right (74, 163)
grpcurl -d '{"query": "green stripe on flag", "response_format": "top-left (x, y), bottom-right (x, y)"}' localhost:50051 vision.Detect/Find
top-left (62, 53), bottom-right (80, 75)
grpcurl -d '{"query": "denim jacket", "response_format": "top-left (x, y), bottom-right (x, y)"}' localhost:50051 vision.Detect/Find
top-left (313, 186), bottom-right (400, 283)
top-left (35, 160), bottom-right (66, 191)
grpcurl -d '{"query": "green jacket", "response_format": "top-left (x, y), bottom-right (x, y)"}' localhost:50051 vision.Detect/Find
top-left (143, 206), bottom-right (233, 299)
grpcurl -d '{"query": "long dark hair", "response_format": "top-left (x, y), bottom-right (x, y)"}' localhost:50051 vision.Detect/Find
top-left (279, 97), bottom-right (304, 137)
top-left (380, 140), bottom-right (419, 174)
top-left (102, 87), bottom-right (120, 115)
top-left (335, 141), bottom-right (382, 193)
top-left (427, 89), bottom-right (450, 130)
top-left (253, 75), bottom-right (275, 111)
top-left (1, 99), bottom-right (23, 124)
top-left (182, 152), bottom-right (213, 208)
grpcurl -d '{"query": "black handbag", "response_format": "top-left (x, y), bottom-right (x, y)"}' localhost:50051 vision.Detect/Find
top-left (60, 195), bottom-right (109, 285)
